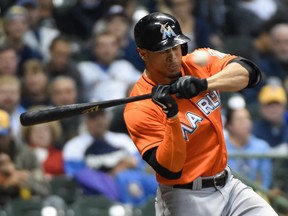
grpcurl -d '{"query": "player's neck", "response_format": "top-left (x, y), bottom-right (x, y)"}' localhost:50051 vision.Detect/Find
top-left (144, 69), bottom-right (176, 85)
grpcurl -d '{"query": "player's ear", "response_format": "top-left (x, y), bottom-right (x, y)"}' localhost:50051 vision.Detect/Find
top-left (137, 48), bottom-right (146, 61)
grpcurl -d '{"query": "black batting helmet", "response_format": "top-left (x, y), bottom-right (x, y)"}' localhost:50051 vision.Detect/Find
top-left (134, 12), bottom-right (191, 55)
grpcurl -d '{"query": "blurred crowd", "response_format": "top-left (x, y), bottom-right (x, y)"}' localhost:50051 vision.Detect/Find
top-left (0, 0), bottom-right (288, 215)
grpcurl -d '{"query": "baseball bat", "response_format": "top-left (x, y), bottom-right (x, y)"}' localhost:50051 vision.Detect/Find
top-left (20, 93), bottom-right (152, 126)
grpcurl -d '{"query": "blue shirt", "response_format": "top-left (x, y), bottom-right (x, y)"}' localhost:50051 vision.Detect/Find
top-left (253, 118), bottom-right (288, 147)
top-left (226, 135), bottom-right (272, 189)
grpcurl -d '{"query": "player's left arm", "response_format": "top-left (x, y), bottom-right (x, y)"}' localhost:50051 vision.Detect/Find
top-left (171, 49), bottom-right (262, 98)
top-left (207, 57), bottom-right (261, 92)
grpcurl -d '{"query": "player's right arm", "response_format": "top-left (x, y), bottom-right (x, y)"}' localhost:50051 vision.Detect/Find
top-left (142, 117), bottom-right (186, 180)
top-left (124, 88), bottom-right (186, 180)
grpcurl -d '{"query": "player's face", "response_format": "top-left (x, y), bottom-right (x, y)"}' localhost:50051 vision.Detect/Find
top-left (139, 45), bottom-right (182, 84)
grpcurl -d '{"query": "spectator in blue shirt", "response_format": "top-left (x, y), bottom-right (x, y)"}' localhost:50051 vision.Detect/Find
top-left (225, 105), bottom-right (272, 190)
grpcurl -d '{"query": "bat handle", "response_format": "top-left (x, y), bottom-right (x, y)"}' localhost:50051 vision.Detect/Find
top-left (169, 83), bottom-right (177, 94)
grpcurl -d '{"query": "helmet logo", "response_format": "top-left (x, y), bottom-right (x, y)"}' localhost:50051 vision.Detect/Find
top-left (160, 23), bottom-right (176, 40)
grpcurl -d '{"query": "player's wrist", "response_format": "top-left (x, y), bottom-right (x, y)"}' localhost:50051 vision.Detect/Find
top-left (166, 105), bottom-right (178, 118)
top-left (171, 76), bottom-right (208, 98)
top-left (198, 78), bottom-right (208, 92)
top-left (167, 112), bottom-right (178, 119)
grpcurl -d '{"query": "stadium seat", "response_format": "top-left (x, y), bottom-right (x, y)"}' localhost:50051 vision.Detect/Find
top-left (0, 208), bottom-right (7, 216)
top-left (5, 198), bottom-right (43, 216)
top-left (42, 195), bottom-right (67, 216)
top-left (49, 175), bottom-right (82, 205)
top-left (139, 197), bottom-right (155, 216)
top-left (71, 195), bottom-right (117, 216)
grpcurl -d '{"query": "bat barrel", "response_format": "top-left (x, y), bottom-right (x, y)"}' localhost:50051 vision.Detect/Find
top-left (20, 105), bottom-right (85, 126)
top-left (20, 93), bottom-right (152, 126)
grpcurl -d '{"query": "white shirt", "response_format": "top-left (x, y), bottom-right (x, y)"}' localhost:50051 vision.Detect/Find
top-left (24, 26), bottom-right (59, 61)
top-left (239, 0), bottom-right (277, 21)
top-left (78, 60), bottom-right (141, 101)
top-left (63, 131), bottom-right (138, 162)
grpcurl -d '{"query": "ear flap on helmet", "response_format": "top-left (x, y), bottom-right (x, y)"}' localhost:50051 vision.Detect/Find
top-left (181, 44), bottom-right (188, 56)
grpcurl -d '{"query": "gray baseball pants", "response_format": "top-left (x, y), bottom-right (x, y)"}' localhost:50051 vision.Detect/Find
top-left (155, 167), bottom-right (278, 216)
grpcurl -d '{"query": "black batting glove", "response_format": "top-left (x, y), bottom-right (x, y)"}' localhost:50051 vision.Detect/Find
top-left (152, 85), bottom-right (178, 118)
top-left (170, 76), bottom-right (208, 98)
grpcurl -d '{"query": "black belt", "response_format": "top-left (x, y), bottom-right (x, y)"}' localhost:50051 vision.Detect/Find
top-left (173, 171), bottom-right (227, 189)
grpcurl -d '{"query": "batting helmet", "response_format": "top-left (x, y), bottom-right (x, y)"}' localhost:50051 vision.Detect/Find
top-left (134, 12), bottom-right (191, 55)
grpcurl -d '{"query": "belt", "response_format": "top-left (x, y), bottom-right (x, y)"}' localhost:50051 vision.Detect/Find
top-left (173, 171), bottom-right (227, 190)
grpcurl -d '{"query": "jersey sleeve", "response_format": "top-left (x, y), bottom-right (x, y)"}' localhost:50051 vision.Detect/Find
top-left (185, 48), bottom-right (237, 77)
top-left (124, 103), bottom-right (168, 156)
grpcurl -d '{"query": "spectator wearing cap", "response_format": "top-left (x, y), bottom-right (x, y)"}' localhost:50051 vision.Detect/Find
top-left (63, 110), bottom-right (157, 205)
top-left (63, 110), bottom-right (136, 200)
top-left (63, 109), bottom-right (138, 177)
top-left (253, 84), bottom-right (288, 198)
top-left (252, 84), bottom-right (288, 148)
top-left (18, 0), bottom-right (60, 61)
top-left (0, 109), bottom-right (49, 206)
top-left (1, 5), bottom-right (42, 77)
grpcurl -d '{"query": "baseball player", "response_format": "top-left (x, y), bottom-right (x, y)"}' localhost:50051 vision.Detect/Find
top-left (124, 12), bottom-right (278, 216)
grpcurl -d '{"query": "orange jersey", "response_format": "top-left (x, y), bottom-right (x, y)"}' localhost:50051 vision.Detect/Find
top-left (124, 48), bottom-right (237, 185)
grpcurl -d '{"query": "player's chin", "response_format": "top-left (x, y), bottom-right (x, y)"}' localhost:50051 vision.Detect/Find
top-left (167, 63), bottom-right (181, 72)
top-left (167, 71), bottom-right (181, 82)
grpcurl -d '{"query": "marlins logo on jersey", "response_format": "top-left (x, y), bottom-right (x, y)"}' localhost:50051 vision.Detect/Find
top-left (160, 23), bottom-right (176, 40)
